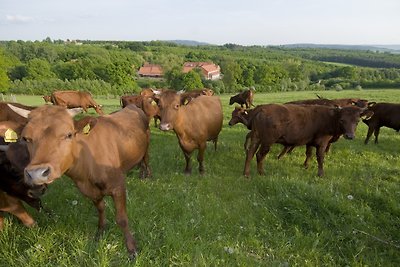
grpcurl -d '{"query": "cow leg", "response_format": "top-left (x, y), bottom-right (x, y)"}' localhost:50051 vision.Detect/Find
top-left (0, 214), bottom-right (3, 230)
top-left (256, 144), bottom-right (270, 175)
top-left (315, 145), bottom-right (326, 177)
top-left (277, 146), bottom-right (291, 159)
top-left (244, 132), bottom-right (251, 150)
top-left (183, 150), bottom-right (192, 175)
top-left (0, 195), bottom-right (35, 227)
top-left (374, 127), bottom-right (380, 144)
top-left (304, 145), bottom-right (313, 169)
top-left (364, 126), bottom-right (374, 144)
top-left (243, 133), bottom-right (261, 177)
top-left (213, 137), bottom-right (218, 151)
top-left (111, 187), bottom-right (137, 260)
top-left (139, 150), bottom-right (151, 179)
top-left (197, 143), bottom-right (207, 175)
top-left (93, 198), bottom-right (107, 239)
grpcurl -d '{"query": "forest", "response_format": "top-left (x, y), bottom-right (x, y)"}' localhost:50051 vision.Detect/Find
top-left (1, 38), bottom-right (400, 96)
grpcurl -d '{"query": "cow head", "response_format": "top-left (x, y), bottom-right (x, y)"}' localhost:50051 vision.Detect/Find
top-left (8, 105), bottom-right (90, 186)
top-left (0, 122), bottom-right (47, 207)
top-left (202, 89), bottom-right (214, 96)
top-left (351, 98), bottom-right (369, 108)
top-left (154, 90), bottom-right (186, 131)
top-left (335, 106), bottom-right (373, 139)
top-left (228, 107), bottom-right (249, 126)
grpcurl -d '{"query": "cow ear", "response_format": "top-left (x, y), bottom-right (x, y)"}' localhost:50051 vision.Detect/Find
top-left (74, 116), bottom-right (98, 135)
top-left (361, 110), bottom-right (374, 120)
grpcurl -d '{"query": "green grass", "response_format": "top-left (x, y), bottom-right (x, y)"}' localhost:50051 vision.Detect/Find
top-left (1, 89), bottom-right (400, 266)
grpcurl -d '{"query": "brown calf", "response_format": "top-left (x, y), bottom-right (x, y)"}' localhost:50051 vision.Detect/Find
top-left (9, 104), bottom-right (151, 259)
top-left (229, 88), bottom-right (255, 108)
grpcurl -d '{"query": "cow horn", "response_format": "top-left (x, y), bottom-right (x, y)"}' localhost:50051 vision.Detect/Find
top-left (177, 90), bottom-right (185, 94)
top-left (7, 104), bottom-right (31, 118)
top-left (152, 89), bottom-right (162, 95)
top-left (0, 145), bottom-right (9, 152)
top-left (67, 108), bottom-right (83, 117)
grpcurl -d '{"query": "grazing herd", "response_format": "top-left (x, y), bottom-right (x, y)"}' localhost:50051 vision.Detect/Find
top-left (0, 88), bottom-right (399, 259)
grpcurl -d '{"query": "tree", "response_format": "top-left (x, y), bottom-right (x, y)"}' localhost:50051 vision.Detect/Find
top-left (26, 58), bottom-right (55, 80)
top-left (182, 70), bottom-right (203, 90)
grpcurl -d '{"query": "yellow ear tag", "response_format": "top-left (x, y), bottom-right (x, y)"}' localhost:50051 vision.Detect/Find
top-left (82, 124), bottom-right (91, 135)
top-left (4, 129), bottom-right (18, 143)
top-left (151, 100), bottom-right (157, 106)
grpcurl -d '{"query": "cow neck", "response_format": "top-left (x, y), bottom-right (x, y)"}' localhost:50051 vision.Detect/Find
top-left (245, 109), bottom-right (259, 129)
top-left (65, 135), bottom-right (89, 181)
top-left (328, 108), bottom-right (342, 136)
top-left (172, 108), bottom-right (186, 136)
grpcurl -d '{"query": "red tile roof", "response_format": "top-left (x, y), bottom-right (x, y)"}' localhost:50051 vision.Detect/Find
top-left (138, 63), bottom-right (163, 77)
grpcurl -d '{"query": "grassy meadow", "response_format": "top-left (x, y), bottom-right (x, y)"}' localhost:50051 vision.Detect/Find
top-left (1, 89), bottom-right (400, 266)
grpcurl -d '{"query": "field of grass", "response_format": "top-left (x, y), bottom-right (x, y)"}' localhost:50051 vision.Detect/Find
top-left (1, 89), bottom-right (400, 266)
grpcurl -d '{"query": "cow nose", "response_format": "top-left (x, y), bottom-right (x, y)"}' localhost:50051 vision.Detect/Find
top-left (344, 134), bottom-right (355, 140)
top-left (159, 123), bottom-right (171, 131)
top-left (25, 167), bottom-right (51, 185)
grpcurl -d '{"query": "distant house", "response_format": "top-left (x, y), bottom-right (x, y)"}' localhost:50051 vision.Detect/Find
top-left (183, 62), bottom-right (221, 80)
top-left (138, 63), bottom-right (163, 78)
top-left (137, 61), bottom-right (221, 80)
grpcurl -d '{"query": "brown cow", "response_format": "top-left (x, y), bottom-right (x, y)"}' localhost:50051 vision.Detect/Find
top-left (139, 88), bottom-right (155, 98)
top-left (180, 88), bottom-right (214, 105)
top-left (229, 88), bottom-right (255, 108)
top-left (363, 102), bottom-right (400, 144)
top-left (9, 104), bottom-right (151, 259)
top-left (42, 95), bottom-right (52, 103)
top-left (243, 104), bottom-right (372, 177)
top-left (50, 90), bottom-right (104, 115)
top-left (120, 95), bottom-right (160, 127)
top-left (0, 102), bottom-right (36, 125)
top-left (155, 90), bottom-right (223, 175)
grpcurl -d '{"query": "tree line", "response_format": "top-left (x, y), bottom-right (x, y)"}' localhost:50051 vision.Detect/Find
top-left (1, 39), bottom-right (400, 96)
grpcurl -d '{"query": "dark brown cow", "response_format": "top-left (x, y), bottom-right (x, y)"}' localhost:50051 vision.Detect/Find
top-left (120, 95), bottom-right (160, 127)
top-left (50, 90), bottom-right (104, 115)
top-left (180, 88), bottom-right (214, 105)
top-left (363, 102), bottom-right (400, 144)
top-left (42, 95), bottom-right (52, 103)
top-left (243, 104), bottom-right (372, 177)
top-left (9, 104), bottom-right (151, 259)
top-left (155, 90), bottom-right (223, 174)
top-left (286, 97), bottom-right (369, 108)
top-left (229, 88), bottom-right (255, 108)
top-left (0, 125), bottom-right (46, 230)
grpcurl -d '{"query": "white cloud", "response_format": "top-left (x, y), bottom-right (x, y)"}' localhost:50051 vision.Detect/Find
top-left (6, 14), bottom-right (34, 23)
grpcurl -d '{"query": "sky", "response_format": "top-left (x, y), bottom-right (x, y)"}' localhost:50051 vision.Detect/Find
top-left (1, 0), bottom-right (399, 46)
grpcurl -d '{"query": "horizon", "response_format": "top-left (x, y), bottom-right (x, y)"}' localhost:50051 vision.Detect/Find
top-left (1, 0), bottom-right (399, 46)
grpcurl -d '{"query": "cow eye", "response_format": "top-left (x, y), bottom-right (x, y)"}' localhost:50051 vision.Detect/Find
top-left (174, 104), bottom-right (180, 109)
top-left (65, 133), bottom-right (73, 139)
top-left (23, 137), bottom-right (32, 143)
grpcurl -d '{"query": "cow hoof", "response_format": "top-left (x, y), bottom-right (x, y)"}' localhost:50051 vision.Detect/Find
top-left (128, 251), bottom-right (138, 261)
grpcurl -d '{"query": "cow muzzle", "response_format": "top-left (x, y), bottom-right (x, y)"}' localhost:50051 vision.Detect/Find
top-left (159, 123), bottom-right (172, 131)
top-left (343, 133), bottom-right (355, 140)
top-left (27, 185), bottom-right (47, 198)
top-left (25, 165), bottom-right (52, 185)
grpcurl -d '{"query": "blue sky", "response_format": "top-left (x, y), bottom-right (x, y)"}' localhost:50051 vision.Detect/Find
top-left (1, 0), bottom-right (399, 45)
